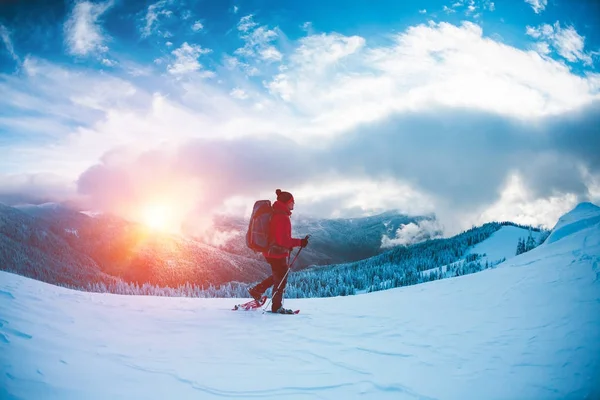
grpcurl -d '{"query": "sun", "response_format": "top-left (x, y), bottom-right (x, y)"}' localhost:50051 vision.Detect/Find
top-left (141, 203), bottom-right (174, 232)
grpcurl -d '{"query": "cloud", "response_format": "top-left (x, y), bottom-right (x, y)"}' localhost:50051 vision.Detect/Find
top-left (524, 0), bottom-right (547, 14)
top-left (234, 14), bottom-right (282, 63)
top-left (64, 0), bottom-right (113, 56)
top-left (70, 100), bottom-right (600, 236)
top-left (0, 24), bottom-right (19, 63)
top-left (141, 0), bottom-right (173, 38)
top-left (167, 42), bottom-right (213, 75)
top-left (476, 174), bottom-right (578, 229)
top-left (533, 41), bottom-right (551, 55)
top-left (192, 21), bottom-right (204, 31)
top-left (0, 173), bottom-right (77, 206)
top-left (0, 56), bottom-right (146, 177)
top-left (230, 88), bottom-right (248, 99)
top-left (101, 58), bottom-right (116, 66)
top-left (526, 22), bottom-right (594, 65)
top-left (381, 219), bottom-right (444, 248)
top-left (262, 21), bottom-right (599, 138)
top-left (74, 137), bottom-right (438, 234)
top-left (3, 20), bottom-right (600, 234)
top-left (450, 0), bottom-right (494, 15)
top-left (266, 32), bottom-right (365, 102)
top-left (419, 9), bottom-right (427, 14)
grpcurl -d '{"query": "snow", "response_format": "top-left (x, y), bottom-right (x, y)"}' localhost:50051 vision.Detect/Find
top-left (422, 224), bottom-right (543, 278)
top-left (466, 225), bottom-right (543, 264)
top-left (2, 206), bottom-right (600, 399)
top-left (13, 202), bottom-right (61, 210)
top-left (547, 202), bottom-right (600, 244)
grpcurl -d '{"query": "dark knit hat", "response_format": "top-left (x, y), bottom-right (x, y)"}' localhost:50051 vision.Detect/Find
top-left (276, 189), bottom-right (294, 203)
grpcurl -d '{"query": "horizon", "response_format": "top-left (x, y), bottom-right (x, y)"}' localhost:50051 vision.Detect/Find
top-left (1, 0), bottom-right (599, 238)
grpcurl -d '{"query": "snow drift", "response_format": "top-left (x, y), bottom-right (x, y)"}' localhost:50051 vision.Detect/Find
top-left (1, 203), bottom-right (599, 399)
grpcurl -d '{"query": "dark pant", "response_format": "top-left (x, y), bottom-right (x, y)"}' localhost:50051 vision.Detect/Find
top-left (253, 257), bottom-right (289, 312)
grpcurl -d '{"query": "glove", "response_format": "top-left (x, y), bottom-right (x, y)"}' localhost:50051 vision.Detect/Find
top-left (300, 235), bottom-right (309, 248)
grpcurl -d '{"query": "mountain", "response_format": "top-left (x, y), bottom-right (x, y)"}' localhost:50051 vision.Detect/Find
top-left (5, 203), bottom-right (271, 288)
top-left (7, 202), bottom-right (440, 289)
top-left (0, 203), bottom-right (109, 287)
top-left (1, 202), bottom-right (598, 399)
top-left (280, 221), bottom-right (548, 298)
top-left (208, 210), bottom-right (440, 269)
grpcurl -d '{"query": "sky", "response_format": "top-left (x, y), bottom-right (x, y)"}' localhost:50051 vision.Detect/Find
top-left (0, 0), bottom-right (599, 236)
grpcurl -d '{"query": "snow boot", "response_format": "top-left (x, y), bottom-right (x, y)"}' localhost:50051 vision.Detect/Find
top-left (274, 306), bottom-right (295, 314)
top-left (248, 287), bottom-right (262, 303)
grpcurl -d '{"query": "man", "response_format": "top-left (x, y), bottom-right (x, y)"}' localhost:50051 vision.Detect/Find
top-left (248, 189), bottom-right (309, 313)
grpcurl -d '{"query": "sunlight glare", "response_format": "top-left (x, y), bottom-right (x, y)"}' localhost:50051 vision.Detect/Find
top-left (142, 203), bottom-right (174, 232)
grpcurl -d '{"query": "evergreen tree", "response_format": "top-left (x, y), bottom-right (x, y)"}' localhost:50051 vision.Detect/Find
top-left (525, 233), bottom-right (536, 252)
top-left (516, 238), bottom-right (525, 255)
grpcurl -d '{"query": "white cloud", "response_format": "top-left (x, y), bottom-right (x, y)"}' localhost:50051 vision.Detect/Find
top-left (262, 21), bottom-right (599, 137)
top-left (124, 63), bottom-right (154, 76)
top-left (534, 41), bottom-right (551, 55)
top-left (64, 0), bottom-right (113, 56)
top-left (0, 56), bottom-right (144, 176)
top-left (237, 14), bottom-right (257, 32)
top-left (192, 21), bottom-right (204, 31)
top-left (141, 0), bottom-right (173, 38)
top-left (443, 6), bottom-right (456, 13)
top-left (167, 42), bottom-right (213, 75)
top-left (289, 178), bottom-right (436, 220)
top-left (419, 9), bottom-right (427, 14)
top-left (233, 6), bottom-right (239, 14)
top-left (526, 22), bottom-right (593, 65)
top-left (381, 219), bottom-right (444, 247)
top-left (524, 0), bottom-right (547, 14)
top-left (230, 88), bottom-right (248, 99)
top-left (476, 173), bottom-right (578, 229)
top-left (234, 15), bottom-right (282, 64)
top-left (266, 33), bottom-right (365, 102)
top-left (451, 0), bottom-right (494, 15)
top-left (166, 41), bottom-right (173, 47)
top-left (466, 0), bottom-right (477, 14)
top-left (0, 24), bottom-right (19, 62)
top-left (101, 58), bottom-right (116, 66)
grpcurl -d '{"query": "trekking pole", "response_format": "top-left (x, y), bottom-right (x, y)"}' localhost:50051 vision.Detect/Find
top-left (263, 236), bottom-right (308, 313)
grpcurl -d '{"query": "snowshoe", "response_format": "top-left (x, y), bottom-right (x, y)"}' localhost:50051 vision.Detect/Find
top-left (232, 296), bottom-right (267, 311)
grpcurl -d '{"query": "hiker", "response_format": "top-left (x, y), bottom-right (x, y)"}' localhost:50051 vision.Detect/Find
top-left (248, 189), bottom-right (309, 313)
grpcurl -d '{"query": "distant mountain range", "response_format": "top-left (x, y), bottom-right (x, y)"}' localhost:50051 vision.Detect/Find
top-left (204, 211), bottom-right (440, 269)
top-left (0, 202), bottom-right (435, 290)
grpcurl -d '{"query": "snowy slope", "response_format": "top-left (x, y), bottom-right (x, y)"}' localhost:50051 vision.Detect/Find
top-left (466, 224), bottom-right (543, 263)
top-left (422, 224), bottom-right (544, 278)
top-left (1, 204), bottom-right (600, 400)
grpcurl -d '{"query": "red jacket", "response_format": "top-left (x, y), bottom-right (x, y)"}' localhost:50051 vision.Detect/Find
top-left (263, 200), bottom-right (302, 259)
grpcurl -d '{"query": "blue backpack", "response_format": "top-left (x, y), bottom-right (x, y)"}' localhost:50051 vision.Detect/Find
top-left (246, 200), bottom-right (273, 253)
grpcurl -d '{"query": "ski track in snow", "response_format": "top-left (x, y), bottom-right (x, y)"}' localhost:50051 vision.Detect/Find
top-left (1, 205), bottom-right (600, 399)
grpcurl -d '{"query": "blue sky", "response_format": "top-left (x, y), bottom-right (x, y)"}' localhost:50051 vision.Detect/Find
top-left (0, 0), bottom-right (599, 236)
